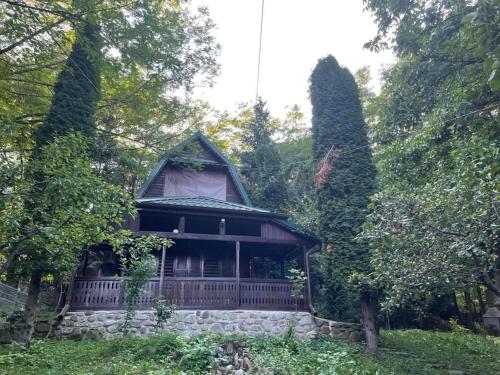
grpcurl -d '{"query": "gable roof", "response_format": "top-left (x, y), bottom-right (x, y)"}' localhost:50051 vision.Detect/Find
top-left (136, 132), bottom-right (251, 205)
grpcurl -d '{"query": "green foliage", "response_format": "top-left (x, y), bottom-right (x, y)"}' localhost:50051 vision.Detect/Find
top-left (34, 20), bottom-right (101, 148)
top-left (249, 335), bottom-right (378, 375)
top-left (0, 330), bottom-right (498, 374)
top-left (362, 0), bottom-right (500, 311)
top-left (0, 133), bottom-right (134, 276)
top-left (286, 268), bottom-right (308, 316)
top-left (0, 0), bottom-right (219, 194)
top-left (153, 298), bottom-right (176, 331)
top-left (239, 99), bottom-right (288, 211)
top-left (112, 235), bottom-right (173, 332)
top-left (178, 335), bottom-right (216, 373)
top-left (309, 55), bottom-right (377, 320)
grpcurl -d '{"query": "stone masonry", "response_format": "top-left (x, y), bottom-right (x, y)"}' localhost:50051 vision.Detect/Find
top-left (54, 310), bottom-right (363, 341)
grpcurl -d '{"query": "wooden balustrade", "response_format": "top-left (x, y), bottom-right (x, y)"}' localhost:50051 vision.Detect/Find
top-left (70, 277), bottom-right (307, 311)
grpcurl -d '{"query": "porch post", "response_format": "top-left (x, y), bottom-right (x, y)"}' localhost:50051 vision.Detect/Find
top-left (158, 244), bottom-right (166, 298)
top-left (236, 241), bottom-right (240, 308)
top-left (304, 246), bottom-right (313, 312)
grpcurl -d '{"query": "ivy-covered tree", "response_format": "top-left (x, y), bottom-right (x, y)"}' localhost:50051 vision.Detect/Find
top-left (34, 21), bottom-right (101, 148)
top-left (240, 99), bottom-right (287, 211)
top-left (310, 55), bottom-right (378, 353)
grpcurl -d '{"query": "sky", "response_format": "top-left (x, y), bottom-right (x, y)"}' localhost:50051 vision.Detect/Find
top-left (190, 0), bottom-right (394, 122)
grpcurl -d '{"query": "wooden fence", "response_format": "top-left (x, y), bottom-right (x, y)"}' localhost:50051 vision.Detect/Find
top-left (0, 282), bottom-right (27, 308)
top-left (70, 277), bottom-right (306, 311)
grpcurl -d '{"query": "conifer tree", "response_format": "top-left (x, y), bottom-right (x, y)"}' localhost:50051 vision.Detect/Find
top-left (34, 21), bottom-right (101, 148)
top-left (21, 12), bottom-right (103, 343)
top-left (310, 56), bottom-right (378, 352)
top-left (240, 99), bottom-right (287, 211)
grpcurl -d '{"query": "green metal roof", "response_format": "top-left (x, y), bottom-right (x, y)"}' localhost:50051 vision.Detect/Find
top-left (136, 196), bottom-right (273, 215)
top-left (272, 219), bottom-right (321, 243)
top-left (136, 196), bottom-right (320, 243)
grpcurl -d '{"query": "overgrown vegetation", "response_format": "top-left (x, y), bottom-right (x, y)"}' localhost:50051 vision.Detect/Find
top-left (0, 330), bottom-right (497, 374)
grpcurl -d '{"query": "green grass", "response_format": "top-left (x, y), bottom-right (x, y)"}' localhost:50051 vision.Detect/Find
top-left (0, 330), bottom-right (498, 375)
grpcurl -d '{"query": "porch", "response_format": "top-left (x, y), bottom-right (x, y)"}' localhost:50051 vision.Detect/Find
top-left (71, 238), bottom-right (312, 311)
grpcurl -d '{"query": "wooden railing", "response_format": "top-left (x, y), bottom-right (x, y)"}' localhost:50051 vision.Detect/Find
top-left (70, 277), bottom-right (306, 311)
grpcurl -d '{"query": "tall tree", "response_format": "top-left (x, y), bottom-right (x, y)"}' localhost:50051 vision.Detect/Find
top-left (0, 0), bottom-right (219, 193)
top-left (0, 3), bottom-right (134, 344)
top-left (310, 55), bottom-right (378, 353)
top-left (240, 99), bottom-right (287, 211)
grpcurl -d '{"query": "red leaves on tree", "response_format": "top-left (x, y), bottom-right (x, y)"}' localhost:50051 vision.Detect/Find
top-left (314, 147), bottom-right (342, 188)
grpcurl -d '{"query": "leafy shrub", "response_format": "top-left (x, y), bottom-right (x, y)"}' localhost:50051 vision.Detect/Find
top-left (178, 335), bottom-right (217, 373)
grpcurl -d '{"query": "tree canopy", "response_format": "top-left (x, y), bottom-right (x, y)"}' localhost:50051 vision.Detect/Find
top-left (362, 0), bottom-right (500, 312)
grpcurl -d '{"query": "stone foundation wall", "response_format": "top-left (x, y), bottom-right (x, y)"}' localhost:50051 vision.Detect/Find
top-left (0, 310), bottom-right (364, 344)
top-left (56, 310), bottom-right (319, 340)
top-left (313, 316), bottom-right (363, 342)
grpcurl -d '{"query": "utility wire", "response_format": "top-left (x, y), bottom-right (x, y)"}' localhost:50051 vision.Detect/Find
top-left (255, 0), bottom-right (265, 101)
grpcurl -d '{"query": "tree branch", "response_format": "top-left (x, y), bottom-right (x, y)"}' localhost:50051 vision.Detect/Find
top-left (0, 0), bottom-right (79, 19)
top-left (0, 17), bottom-right (67, 55)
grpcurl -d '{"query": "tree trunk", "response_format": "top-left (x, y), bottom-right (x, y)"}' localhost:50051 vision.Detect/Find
top-left (475, 285), bottom-right (486, 316)
top-left (463, 288), bottom-right (476, 329)
top-left (20, 271), bottom-right (42, 345)
top-left (361, 290), bottom-right (379, 356)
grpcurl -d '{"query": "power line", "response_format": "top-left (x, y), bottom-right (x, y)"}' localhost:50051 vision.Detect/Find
top-left (255, 0), bottom-right (265, 101)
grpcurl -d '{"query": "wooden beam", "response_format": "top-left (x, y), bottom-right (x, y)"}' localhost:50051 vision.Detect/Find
top-left (236, 241), bottom-right (240, 307)
top-left (178, 216), bottom-right (185, 234)
top-left (134, 230), bottom-right (308, 245)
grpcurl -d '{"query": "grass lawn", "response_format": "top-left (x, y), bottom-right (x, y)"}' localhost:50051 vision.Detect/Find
top-left (0, 330), bottom-right (498, 375)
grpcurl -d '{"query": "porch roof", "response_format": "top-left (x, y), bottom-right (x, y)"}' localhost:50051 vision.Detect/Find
top-left (136, 196), bottom-right (321, 244)
top-left (136, 196), bottom-right (283, 217)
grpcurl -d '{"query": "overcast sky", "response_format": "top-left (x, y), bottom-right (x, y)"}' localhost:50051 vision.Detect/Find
top-left (191, 0), bottom-right (394, 121)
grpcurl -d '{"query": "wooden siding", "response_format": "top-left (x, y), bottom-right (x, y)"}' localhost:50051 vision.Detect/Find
top-left (226, 177), bottom-right (244, 203)
top-left (144, 166), bottom-right (168, 197)
top-left (261, 222), bottom-right (302, 242)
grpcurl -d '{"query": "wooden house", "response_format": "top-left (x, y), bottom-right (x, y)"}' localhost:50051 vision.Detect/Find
top-left (70, 133), bottom-right (320, 312)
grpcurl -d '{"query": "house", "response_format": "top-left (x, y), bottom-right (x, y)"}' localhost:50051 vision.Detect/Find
top-left (69, 132), bottom-right (320, 314)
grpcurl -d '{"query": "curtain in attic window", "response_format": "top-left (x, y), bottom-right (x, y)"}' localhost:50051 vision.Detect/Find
top-left (164, 168), bottom-right (227, 199)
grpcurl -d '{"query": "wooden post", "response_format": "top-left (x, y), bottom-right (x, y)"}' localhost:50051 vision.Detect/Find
top-left (219, 218), bottom-right (226, 235)
top-left (304, 246), bottom-right (313, 312)
top-left (236, 241), bottom-right (240, 308)
top-left (178, 216), bottom-right (185, 235)
top-left (158, 245), bottom-right (166, 299)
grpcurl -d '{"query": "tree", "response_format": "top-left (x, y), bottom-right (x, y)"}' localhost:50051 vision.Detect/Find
top-left (0, 134), bottom-right (134, 343)
top-left (0, 0), bottom-right (219, 194)
top-left (240, 99), bottom-right (287, 211)
top-left (310, 55), bottom-right (378, 353)
top-left (362, 0), bottom-right (500, 325)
